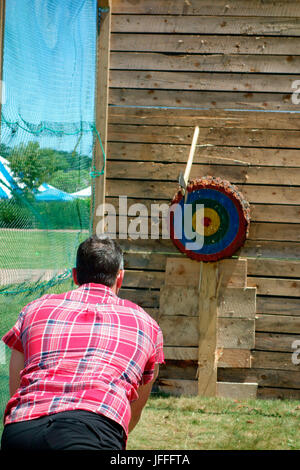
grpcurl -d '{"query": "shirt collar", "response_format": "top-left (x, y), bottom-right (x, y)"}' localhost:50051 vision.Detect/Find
top-left (75, 283), bottom-right (118, 303)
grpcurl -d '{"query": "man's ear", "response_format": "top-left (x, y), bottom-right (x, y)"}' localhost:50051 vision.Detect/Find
top-left (116, 269), bottom-right (124, 292)
top-left (72, 267), bottom-right (79, 286)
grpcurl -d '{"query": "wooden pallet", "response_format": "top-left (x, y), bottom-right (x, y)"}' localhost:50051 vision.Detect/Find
top-left (158, 257), bottom-right (258, 399)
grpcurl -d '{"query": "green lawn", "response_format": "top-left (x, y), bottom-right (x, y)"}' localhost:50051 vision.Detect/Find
top-left (127, 394), bottom-right (300, 450)
top-left (0, 229), bottom-right (88, 269)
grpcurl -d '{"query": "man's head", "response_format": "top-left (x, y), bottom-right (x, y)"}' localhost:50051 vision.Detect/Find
top-left (73, 235), bottom-right (124, 292)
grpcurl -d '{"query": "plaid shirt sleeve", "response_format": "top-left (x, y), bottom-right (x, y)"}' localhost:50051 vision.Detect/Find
top-left (141, 326), bottom-right (165, 385)
top-left (2, 310), bottom-right (25, 353)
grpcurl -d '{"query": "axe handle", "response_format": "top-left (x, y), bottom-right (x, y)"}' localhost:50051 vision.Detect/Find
top-left (183, 126), bottom-right (199, 187)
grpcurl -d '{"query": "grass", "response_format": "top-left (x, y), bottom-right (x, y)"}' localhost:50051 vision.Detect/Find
top-left (0, 229), bottom-right (88, 269)
top-left (127, 394), bottom-right (300, 450)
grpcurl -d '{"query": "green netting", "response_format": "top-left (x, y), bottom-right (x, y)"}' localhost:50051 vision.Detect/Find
top-left (0, 0), bottom-right (103, 424)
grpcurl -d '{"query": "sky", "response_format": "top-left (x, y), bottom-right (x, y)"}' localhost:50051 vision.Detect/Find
top-left (1, 0), bottom-right (97, 154)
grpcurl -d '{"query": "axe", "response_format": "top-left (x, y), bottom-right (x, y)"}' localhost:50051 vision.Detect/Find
top-left (178, 126), bottom-right (199, 202)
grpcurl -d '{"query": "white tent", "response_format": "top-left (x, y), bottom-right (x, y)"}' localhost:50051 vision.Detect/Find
top-left (71, 186), bottom-right (91, 198)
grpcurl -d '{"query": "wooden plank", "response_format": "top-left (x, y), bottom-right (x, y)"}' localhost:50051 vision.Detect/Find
top-left (110, 88), bottom-right (297, 111)
top-left (255, 314), bottom-right (300, 334)
top-left (216, 382), bottom-right (257, 399)
top-left (218, 288), bottom-right (256, 319)
top-left (111, 15), bottom-right (300, 36)
top-left (255, 332), bottom-right (300, 352)
top-left (109, 70), bottom-right (295, 93)
top-left (197, 262), bottom-right (219, 396)
top-left (159, 316), bottom-right (199, 347)
top-left (111, 34), bottom-right (300, 55)
top-left (164, 347), bottom-right (198, 361)
top-left (252, 351), bottom-right (299, 371)
top-left (93, 2), bottom-right (111, 234)
top-left (109, 107), bottom-right (300, 132)
top-left (120, 164), bottom-right (300, 189)
top-left (111, 51), bottom-right (300, 73)
top-left (258, 387), bottom-right (300, 400)
top-left (217, 318), bottom-right (255, 349)
top-left (106, 180), bottom-right (300, 205)
top-left (239, 240), bottom-right (300, 259)
top-left (110, 70), bottom-right (297, 94)
top-left (248, 223), bottom-right (300, 242)
top-left (107, 160), bottom-right (300, 186)
top-left (248, 259), bottom-right (300, 278)
top-left (122, 270), bottom-right (164, 289)
top-left (218, 367), bottom-right (300, 389)
top-left (119, 288), bottom-right (160, 308)
top-left (160, 286), bottom-right (256, 319)
top-left (123, 249), bottom-right (300, 274)
top-left (118, 237), bottom-right (300, 261)
top-left (256, 297), bottom-right (300, 316)
top-left (108, 124), bottom-right (300, 149)
top-left (119, 237), bottom-right (300, 262)
top-left (124, 251), bottom-right (173, 271)
top-left (112, 0), bottom-right (300, 17)
top-left (159, 286), bottom-right (198, 317)
top-left (164, 258), bottom-right (247, 288)
top-left (159, 316), bottom-right (257, 353)
top-left (217, 349), bottom-right (252, 368)
top-left (247, 278), bottom-right (300, 297)
top-left (107, 141), bottom-right (300, 167)
top-left (249, 205), bottom-right (300, 224)
top-left (158, 379), bottom-right (198, 396)
top-left (160, 360), bottom-right (197, 380)
top-left (98, 0), bottom-right (110, 7)
top-left (163, 347), bottom-right (252, 366)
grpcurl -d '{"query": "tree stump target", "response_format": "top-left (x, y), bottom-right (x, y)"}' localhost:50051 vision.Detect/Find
top-left (169, 176), bottom-right (251, 262)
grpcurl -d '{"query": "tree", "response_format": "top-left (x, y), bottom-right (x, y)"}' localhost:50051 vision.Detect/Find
top-left (49, 169), bottom-right (90, 193)
top-left (9, 141), bottom-right (53, 193)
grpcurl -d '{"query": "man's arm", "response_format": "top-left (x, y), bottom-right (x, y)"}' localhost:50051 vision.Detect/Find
top-left (9, 349), bottom-right (24, 397)
top-left (129, 363), bottom-right (159, 433)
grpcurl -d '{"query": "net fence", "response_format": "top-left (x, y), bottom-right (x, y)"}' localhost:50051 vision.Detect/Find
top-left (0, 0), bottom-right (102, 423)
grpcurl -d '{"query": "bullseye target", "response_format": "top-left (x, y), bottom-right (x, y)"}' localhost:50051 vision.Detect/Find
top-left (169, 177), bottom-right (250, 262)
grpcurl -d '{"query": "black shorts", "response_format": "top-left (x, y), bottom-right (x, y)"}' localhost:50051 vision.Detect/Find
top-left (1, 410), bottom-right (126, 451)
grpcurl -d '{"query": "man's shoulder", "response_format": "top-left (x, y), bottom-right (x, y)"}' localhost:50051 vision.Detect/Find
top-left (117, 296), bottom-right (160, 329)
top-left (21, 289), bottom-right (75, 312)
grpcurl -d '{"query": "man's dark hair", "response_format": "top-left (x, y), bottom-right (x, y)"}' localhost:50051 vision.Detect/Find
top-left (76, 235), bottom-right (124, 287)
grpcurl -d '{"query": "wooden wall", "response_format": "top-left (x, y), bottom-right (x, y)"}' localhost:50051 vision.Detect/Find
top-left (104, 0), bottom-right (300, 399)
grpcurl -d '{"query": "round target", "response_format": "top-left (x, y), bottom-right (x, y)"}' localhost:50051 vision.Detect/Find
top-left (169, 176), bottom-right (250, 262)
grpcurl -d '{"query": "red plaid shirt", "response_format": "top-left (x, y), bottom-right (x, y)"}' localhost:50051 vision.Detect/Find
top-left (2, 283), bottom-right (164, 437)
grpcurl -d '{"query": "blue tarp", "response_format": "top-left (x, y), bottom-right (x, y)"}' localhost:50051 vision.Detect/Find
top-left (35, 183), bottom-right (75, 201)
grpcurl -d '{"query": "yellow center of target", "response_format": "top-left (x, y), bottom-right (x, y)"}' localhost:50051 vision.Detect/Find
top-left (192, 208), bottom-right (220, 237)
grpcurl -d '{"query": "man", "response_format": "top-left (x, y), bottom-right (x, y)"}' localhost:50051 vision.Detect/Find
top-left (1, 235), bottom-right (164, 450)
